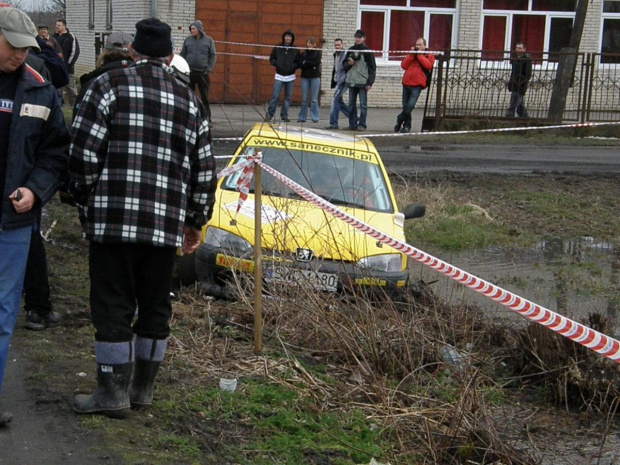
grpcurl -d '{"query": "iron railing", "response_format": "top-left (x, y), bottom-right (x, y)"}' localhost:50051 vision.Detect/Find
top-left (423, 49), bottom-right (620, 128)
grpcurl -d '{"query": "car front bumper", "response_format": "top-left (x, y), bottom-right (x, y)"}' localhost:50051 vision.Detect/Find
top-left (195, 243), bottom-right (409, 296)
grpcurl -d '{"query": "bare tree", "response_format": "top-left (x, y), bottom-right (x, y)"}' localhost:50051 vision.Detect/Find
top-left (547, 0), bottom-right (589, 123)
top-left (49, 0), bottom-right (65, 15)
top-left (9, 0), bottom-right (27, 10)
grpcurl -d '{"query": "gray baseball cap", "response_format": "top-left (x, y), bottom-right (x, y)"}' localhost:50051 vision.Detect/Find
top-left (0, 7), bottom-right (40, 51)
top-left (105, 31), bottom-right (133, 51)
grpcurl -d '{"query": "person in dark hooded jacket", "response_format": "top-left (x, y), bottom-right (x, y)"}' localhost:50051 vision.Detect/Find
top-left (74, 31), bottom-right (134, 116)
top-left (296, 36), bottom-right (321, 123)
top-left (266, 29), bottom-right (300, 122)
top-left (32, 35), bottom-right (69, 89)
top-left (21, 35), bottom-right (69, 333)
top-left (180, 20), bottom-right (216, 122)
top-left (505, 42), bottom-right (532, 118)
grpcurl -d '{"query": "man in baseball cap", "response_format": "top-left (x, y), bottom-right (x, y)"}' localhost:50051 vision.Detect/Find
top-left (76, 31), bottom-right (134, 105)
top-left (0, 7), bottom-right (40, 51)
top-left (0, 6), bottom-right (69, 428)
top-left (105, 31), bottom-right (132, 51)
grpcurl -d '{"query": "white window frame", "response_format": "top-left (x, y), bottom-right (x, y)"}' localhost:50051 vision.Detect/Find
top-left (479, 5), bottom-right (575, 70)
top-left (358, 3), bottom-right (457, 65)
top-left (601, 0), bottom-right (620, 68)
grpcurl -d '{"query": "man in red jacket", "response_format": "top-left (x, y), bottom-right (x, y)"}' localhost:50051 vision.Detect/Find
top-left (394, 38), bottom-right (434, 133)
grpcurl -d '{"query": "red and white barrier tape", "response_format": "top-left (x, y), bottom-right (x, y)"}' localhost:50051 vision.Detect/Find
top-left (216, 152), bottom-right (263, 213)
top-left (249, 160), bottom-right (620, 363)
top-left (363, 120), bottom-right (620, 138)
top-left (211, 120), bottom-right (620, 143)
top-left (213, 39), bottom-right (444, 56)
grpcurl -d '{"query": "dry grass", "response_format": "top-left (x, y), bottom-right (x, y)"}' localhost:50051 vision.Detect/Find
top-left (168, 271), bottom-right (618, 464)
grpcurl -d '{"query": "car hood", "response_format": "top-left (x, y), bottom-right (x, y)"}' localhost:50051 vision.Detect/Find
top-left (212, 190), bottom-right (405, 262)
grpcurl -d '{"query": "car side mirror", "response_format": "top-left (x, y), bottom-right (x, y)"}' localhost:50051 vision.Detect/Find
top-left (402, 203), bottom-right (425, 220)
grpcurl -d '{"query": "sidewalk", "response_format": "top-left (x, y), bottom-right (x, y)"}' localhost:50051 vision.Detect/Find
top-left (209, 104), bottom-right (424, 138)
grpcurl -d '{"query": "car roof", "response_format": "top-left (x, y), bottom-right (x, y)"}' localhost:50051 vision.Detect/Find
top-left (245, 123), bottom-right (377, 153)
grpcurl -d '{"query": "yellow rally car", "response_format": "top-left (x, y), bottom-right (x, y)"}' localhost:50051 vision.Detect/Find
top-left (194, 123), bottom-right (425, 298)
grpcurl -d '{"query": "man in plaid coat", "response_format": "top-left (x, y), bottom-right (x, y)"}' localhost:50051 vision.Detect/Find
top-left (69, 17), bottom-right (217, 417)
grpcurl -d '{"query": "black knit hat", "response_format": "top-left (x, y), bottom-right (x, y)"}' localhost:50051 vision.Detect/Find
top-left (132, 17), bottom-right (172, 57)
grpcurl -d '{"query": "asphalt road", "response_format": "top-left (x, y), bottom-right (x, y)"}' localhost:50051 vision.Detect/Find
top-left (209, 104), bottom-right (620, 176)
top-left (371, 143), bottom-right (620, 175)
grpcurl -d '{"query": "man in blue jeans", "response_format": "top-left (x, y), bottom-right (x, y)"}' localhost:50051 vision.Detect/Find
top-left (505, 42), bottom-right (532, 118)
top-left (394, 38), bottom-right (434, 133)
top-left (0, 7), bottom-right (69, 427)
top-left (343, 30), bottom-right (376, 131)
top-left (266, 30), bottom-right (299, 123)
top-left (326, 38), bottom-right (350, 130)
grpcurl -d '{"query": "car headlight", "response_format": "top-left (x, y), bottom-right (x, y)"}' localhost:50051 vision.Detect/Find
top-left (356, 254), bottom-right (403, 272)
top-left (204, 227), bottom-right (253, 255)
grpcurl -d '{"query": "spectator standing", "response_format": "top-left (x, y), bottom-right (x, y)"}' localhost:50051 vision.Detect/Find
top-left (394, 38), bottom-right (434, 133)
top-left (31, 35), bottom-right (69, 88)
top-left (505, 42), bottom-right (532, 118)
top-left (0, 6), bottom-right (69, 427)
top-left (76, 31), bottom-right (133, 107)
top-left (22, 35), bottom-right (70, 332)
top-left (297, 36), bottom-right (321, 123)
top-left (180, 20), bottom-right (216, 122)
top-left (344, 29), bottom-right (376, 131)
top-left (325, 38), bottom-right (350, 130)
top-left (52, 18), bottom-right (80, 107)
top-left (38, 24), bottom-right (62, 56)
top-left (266, 29), bottom-right (299, 123)
top-left (69, 18), bottom-right (217, 417)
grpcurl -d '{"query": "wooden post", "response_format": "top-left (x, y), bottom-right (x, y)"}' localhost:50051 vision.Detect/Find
top-left (253, 163), bottom-right (263, 354)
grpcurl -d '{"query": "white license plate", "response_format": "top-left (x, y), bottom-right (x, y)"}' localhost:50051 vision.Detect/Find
top-left (268, 266), bottom-right (338, 292)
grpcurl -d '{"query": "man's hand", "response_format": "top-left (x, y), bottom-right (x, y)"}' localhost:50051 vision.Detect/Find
top-left (10, 188), bottom-right (35, 214)
top-left (182, 225), bottom-right (202, 254)
top-left (365, 85), bottom-right (372, 91)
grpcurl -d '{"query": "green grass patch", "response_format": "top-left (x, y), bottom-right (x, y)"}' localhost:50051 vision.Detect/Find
top-left (157, 379), bottom-right (389, 464)
top-left (406, 205), bottom-right (532, 251)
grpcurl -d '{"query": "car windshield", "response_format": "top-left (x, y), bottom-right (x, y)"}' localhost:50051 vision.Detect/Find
top-left (222, 146), bottom-right (394, 212)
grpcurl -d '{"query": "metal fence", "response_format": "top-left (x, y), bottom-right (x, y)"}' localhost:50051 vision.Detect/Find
top-left (423, 50), bottom-right (620, 128)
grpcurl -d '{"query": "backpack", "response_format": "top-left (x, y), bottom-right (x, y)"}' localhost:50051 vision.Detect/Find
top-left (345, 52), bottom-right (369, 87)
top-left (423, 66), bottom-right (433, 87)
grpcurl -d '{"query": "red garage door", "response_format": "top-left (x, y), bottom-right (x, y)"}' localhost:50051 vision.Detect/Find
top-left (197, 0), bottom-right (324, 105)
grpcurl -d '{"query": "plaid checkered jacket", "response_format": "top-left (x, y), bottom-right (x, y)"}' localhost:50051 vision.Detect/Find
top-left (69, 58), bottom-right (216, 247)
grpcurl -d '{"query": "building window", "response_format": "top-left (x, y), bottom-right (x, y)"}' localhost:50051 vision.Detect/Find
top-left (484, 0), bottom-right (575, 11)
top-left (359, 0), bottom-right (456, 61)
top-left (602, 1), bottom-right (620, 63)
top-left (481, 0), bottom-right (575, 62)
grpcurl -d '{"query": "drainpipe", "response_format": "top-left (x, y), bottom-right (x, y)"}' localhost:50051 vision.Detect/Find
top-left (150, 0), bottom-right (157, 18)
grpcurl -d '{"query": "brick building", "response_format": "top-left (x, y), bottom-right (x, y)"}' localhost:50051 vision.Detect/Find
top-left (68, 0), bottom-right (620, 108)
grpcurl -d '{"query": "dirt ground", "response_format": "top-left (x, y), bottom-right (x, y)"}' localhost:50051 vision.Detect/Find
top-left (2, 171), bottom-right (620, 464)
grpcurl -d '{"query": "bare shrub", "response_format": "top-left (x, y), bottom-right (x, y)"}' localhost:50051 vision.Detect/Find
top-left (172, 272), bottom-right (544, 464)
top-left (509, 312), bottom-right (620, 414)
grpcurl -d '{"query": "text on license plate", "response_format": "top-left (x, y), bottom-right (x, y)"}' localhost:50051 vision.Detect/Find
top-left (268, 267), bottom-right (338, 292)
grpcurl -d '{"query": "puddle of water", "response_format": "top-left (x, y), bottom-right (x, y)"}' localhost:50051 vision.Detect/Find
top-left (411, 237), bottom-right (620, 336)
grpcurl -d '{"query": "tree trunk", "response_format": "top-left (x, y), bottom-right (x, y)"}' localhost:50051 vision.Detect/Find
top-left (547, 0), bottom-right (589, 123)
